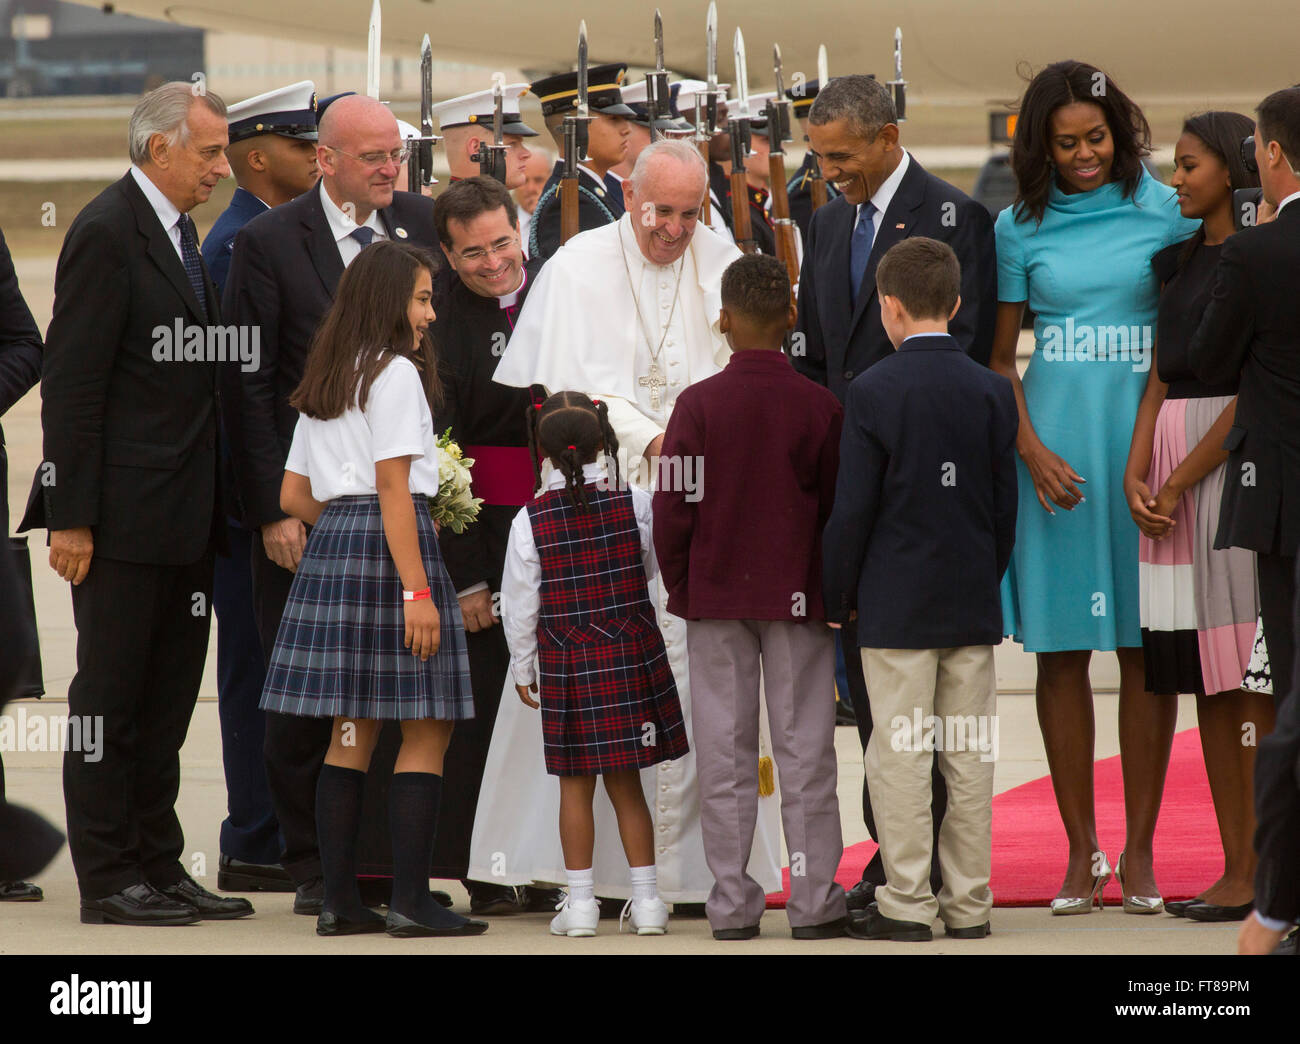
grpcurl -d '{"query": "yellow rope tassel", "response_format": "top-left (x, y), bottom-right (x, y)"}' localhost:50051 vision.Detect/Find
top-left (758, 756), bottom-right (775, 797)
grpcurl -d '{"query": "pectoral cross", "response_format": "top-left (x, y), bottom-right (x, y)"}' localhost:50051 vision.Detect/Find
top-left (638, 363), bottom-right (667, 411)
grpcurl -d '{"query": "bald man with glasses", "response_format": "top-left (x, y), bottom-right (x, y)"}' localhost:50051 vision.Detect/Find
top-left (221, 94), bottom-right (439, 915)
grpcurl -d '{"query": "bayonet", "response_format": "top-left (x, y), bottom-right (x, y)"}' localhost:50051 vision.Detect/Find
top-left (888, 27), bottom-right (908, 122)
top-left (408, 33), bottom-right (440, 192)
top-left (366, 0), bottom-right (381, 100)
top-left (705, 2), bottom-right (719, 134)
top-left (561, 21), bottom-right (593, 244)
top-left (647, 9), bottom-right (671, 142)
top-left (817, 44), bottom-right (829, 89)
top-left (729, 27), bottom-right (756, 253)
top-left (472, 78), bottom-right (508, 183)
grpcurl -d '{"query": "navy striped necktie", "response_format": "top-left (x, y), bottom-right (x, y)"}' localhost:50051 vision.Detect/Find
top-left (849, 201), bottom-right (877, 307)
top-left (176, 212), bottom-right (207, 322)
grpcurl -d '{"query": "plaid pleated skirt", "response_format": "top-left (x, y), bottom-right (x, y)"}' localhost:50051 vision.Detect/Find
top-left (259, 494), bottom-right (474, 721)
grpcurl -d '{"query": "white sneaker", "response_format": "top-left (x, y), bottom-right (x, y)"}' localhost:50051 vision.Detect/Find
top-left (550, 894), bottom-right (599, 937)
top-left (620, 896), bottom-right (669, 935)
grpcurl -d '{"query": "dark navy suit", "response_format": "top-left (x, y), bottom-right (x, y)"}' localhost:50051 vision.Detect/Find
top-left (201, 186), bottom-right (280, 866)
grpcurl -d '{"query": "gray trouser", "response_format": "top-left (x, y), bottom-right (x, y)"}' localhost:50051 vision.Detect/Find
top-left (687, 619), bottom-right (847, 931)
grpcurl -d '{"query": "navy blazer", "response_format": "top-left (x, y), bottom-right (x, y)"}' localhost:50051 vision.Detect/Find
top-left (823, 334), bottom-right (1018, 648)
top-left (202, 186), bottom-right (270, 296)
top-left (793, 154), bottom-right (997, 403)
top-left (220, 184), bottom-right (436, 529)
top-left (18, 174), bottom-right (222, 563)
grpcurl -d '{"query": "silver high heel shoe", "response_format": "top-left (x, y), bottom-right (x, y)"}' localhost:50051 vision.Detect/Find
top-left (1116, 850), bottom-right (1164, 915)
top-left (1050, 854), bottom-right (1112, 915)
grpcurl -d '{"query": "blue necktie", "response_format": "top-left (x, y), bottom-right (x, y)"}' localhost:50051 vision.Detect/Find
top-left (849, 201), bottom-right (877, 307)
top-left (350, 226), bottom-right (376, 249)
top-left (176, 212), bottom-right (207, 322)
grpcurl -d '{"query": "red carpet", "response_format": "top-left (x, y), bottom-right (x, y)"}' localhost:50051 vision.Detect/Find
top-left (766, 727), bottom-right (1219, 909)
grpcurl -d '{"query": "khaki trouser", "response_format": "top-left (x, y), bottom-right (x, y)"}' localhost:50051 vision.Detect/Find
top-left (860, 645), bottom-right (996, 928)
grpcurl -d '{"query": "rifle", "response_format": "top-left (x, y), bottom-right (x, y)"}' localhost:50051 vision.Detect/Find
top-left (470, 78), bottom-right (508, 184)
top-left (693, 1), bottom-right (722, 225)
top-left (888, 27), bottom-right (908, 123)
top-left (407, 35), bottom-right (440, 193)
top-left (767, 45), bottom-right (799, 284)
top-left (647, 9), bottom-right (671, 144)
top-left (560, 21), bottom-right (592, 245)
top-left (729, 28), bottom-right (757, 254)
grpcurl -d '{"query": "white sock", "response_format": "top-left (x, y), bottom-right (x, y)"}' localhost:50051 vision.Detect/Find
top-left (566, 867), bottom-right (594, 904)
top-left (629, 864), bottom-right (658, 903)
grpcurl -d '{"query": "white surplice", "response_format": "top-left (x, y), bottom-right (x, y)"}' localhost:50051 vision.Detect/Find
top-left (469, 216), bottom-right (784, 901)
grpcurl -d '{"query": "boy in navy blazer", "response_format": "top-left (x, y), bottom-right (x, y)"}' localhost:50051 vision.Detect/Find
top-left (824, 238), bottom-right (1017, 942)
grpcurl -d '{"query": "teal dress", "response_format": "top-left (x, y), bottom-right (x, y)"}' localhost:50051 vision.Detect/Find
top-left (996, 171), bottom-right (1198, 652)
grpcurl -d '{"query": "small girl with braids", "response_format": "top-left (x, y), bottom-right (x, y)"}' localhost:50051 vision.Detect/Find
top-left (499, 390), bottom-right (689, 938)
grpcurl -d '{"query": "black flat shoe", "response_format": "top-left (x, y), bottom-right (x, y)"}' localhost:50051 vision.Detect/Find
top-left (386, 908), bottom-right (488, 937)
top-left (712, 924), bottom-right (760, 940)
top-left (523, 885), bottom-right (565, 912)
top-left (217, 855), bottom-right (295, 893)
top-left (1184, 900), bottom-right (1254, 922)
top-left (80, 883), bottom-right (199, 926)
top-left (944, 921), bottom-right (991, 939)
top-left (468, 882), bottom-right (525, 915)
top-left (159, 877), bottom-right (254, 920)
top-left (1165, 898), bottom-right (1202, 917)
top-left (672, 901), bottom-right (708, 918)
top-left (846, 907), bottom-right (932, 942)
top-left (316, 908), bottom-right (386, 936)
top-left (792, 916), bottom-right (848, 940)
top-left (0, 881), bottom-right (43, 902)
top-left (845, 880), bottom-right (877, 911)
top-left (293, 878), bottom-right (324, 915)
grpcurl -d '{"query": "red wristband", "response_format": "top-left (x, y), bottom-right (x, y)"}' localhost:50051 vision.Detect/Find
top-left (403, 588), bottom-right (432, 602)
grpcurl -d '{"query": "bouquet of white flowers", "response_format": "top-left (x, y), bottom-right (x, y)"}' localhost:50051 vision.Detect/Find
top-left (430, 429), bottom-right (483, 534)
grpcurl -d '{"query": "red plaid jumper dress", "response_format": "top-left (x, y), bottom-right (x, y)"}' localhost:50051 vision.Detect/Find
top-left (527, 482), bottom-right (690, 776)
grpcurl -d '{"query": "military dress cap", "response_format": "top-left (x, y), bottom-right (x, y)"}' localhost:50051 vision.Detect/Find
top-left (315, 91), bottom-right (356, 122)
top-left (531, 62), bottom-right (637, 118)
top-left (785, 78), bottom-right (822, 117)
top-left (227, 80), bottom-right (318, 144)
top-left (672, 79), bottom-right (730, 121)
top-left (432, 84), bottom-right (539, 137)
top-left (620, 78), bottom-right (692, 133)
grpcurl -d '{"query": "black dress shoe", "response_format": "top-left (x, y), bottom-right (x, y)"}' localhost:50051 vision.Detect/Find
top-left (217, 855), bottom-right (295, 893)
top-left (846, 907), bottom-right (932, 942)
top-left (159, 877), bottom-right (254, 920)
top-left (0, 881), bottom-right (43, 901)
top-left (845, 879), bottom-right (877, 911)
top-left (386, 908), bottom-right (488, 937)
top-left (294, 878), bottom-right (324, 915)
top-left (357, 877), bottom-right (392, 907)
top-left (523, 885), bottom-right (566, 912)
top-left (316, 908), bottom-right (386, 936)
top-left (1165, 898), bottom-right (1201, 917)
top-left (468, 882), bottom-right (525, 915)
top-left (712, 924), bottom-right (760, 940)
top-left (792, 916), bottom-right (849, 940)
top-left (80, 883), bottom-right (200, 926)
top-left (1273, 929), bottom-right (1298, 956)
top-left (598, 895), bottom-right (627, 920)
top-left (1185, 900), bottom-right (1254, 922)
top-left (672, 901), bottom-right (708, 918)
top-left (944, 921), bottom-right (991, 939)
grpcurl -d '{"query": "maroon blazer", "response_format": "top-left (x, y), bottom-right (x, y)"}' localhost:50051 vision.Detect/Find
top-left (653, 349), bottom-right (842, 620)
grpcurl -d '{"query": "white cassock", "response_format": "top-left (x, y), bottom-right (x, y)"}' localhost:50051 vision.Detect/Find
top-left (468, 214), bottom-right (783, 901)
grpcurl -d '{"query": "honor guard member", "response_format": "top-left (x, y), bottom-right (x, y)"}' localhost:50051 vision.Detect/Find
top-left (527, 62), bottom-right (634, 261)
top-left (200, 80), bottom-right (320, 895)
top-left (613, 78), bottom-right (693, 178)
top-left (674, 79), bottom-right (735, 244)
top-left (432, 84), bottom-right (538, 190)
top-left (204, 80), bottom-right (319, 293)
top-left (785, 79), bottom-right (841, 238)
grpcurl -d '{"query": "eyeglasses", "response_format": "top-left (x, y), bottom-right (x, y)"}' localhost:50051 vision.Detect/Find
top-left (329, 144), bottom-right (412, 168)
top-left (456, 236), bottom-right (518, 262)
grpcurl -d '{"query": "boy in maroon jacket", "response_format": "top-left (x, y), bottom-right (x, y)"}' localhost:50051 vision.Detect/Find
top-left (653, 254), bottom-right (847, 940)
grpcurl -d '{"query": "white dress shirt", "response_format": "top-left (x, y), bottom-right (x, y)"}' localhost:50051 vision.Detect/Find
top-left (129, 165), bottom-right (184, 261)
top-left (855, 147), bottom-right (911, 245)
top-left (319, 179), bottom-right (388, 266)
top-left (500, 461), bottom-right (657, 686)
top-left (1275, 189), bottom-right (1300, 216)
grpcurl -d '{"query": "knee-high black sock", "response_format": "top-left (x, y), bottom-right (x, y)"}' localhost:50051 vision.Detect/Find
top-left (315, 763), bottom-right (367, 918)
top-left (389, 772), bottom-right (462, 926)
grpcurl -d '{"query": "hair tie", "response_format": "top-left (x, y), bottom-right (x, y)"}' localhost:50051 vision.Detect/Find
top-left (567, 444), bottom-right (576, 451)
top-left (534, 403), bottom-right (542, 410)
top-left (592, 398), bottom-right (601, 405)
